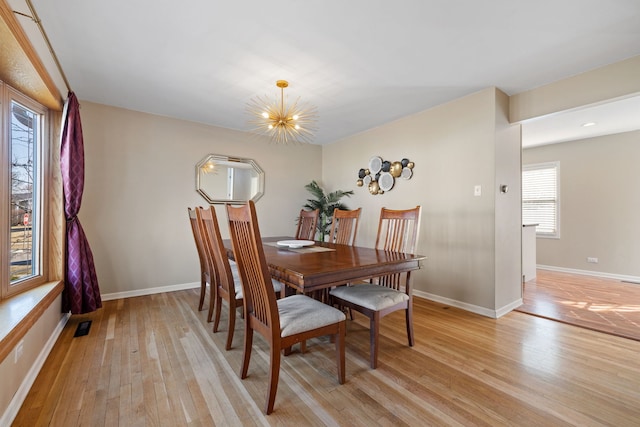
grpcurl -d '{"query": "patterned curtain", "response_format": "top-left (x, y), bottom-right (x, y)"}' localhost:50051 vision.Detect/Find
top-left (60, 92), bottom-right (101, 314)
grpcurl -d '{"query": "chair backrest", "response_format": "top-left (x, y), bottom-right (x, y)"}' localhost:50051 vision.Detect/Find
top-left (295, 208), bottom-right (319, 240)
top-left (375, 206), bottom-right (421, 253)
top-left (196, 206), bottom-right (234, 297)
top-left (188, 207), bottom-right (211, 282)
top-left (328, 208), bottom-right (361, 246)
top-left (226, 201), bottom-right (279, 336)
top-left (375, 206), bottom-right (421, 290)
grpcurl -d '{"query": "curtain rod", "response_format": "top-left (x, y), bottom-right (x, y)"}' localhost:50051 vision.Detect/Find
top-left (14, 0), bottom-right (72, 94)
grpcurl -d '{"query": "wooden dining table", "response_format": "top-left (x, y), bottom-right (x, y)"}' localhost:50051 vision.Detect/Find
top-left (226, 236), bottom-right (425, 294)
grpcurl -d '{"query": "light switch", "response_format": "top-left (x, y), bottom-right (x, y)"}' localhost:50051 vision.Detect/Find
top-left (474, 185), bottom-right (482, 196)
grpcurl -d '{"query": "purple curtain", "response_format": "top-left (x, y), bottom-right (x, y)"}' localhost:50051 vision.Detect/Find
top-left (60, 92), bottom-right (102, 314)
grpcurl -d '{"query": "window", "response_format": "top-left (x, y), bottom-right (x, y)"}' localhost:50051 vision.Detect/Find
top-left (1, 83), bottom-right (49, 299)
top-left (522, 161), bottom-right (559, 238)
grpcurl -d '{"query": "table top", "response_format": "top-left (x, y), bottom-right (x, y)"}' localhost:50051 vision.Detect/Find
top-left (227, 236), bottom-right (425, 293)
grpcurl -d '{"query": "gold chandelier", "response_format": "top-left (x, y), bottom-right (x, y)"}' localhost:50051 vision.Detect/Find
top-left (247, 80), bottom-right (317, 144)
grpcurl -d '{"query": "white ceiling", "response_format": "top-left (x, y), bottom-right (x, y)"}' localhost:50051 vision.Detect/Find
top-left (9, 0), bottom-right (640, 145)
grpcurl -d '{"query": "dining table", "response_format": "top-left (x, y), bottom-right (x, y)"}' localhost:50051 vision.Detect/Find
top-left (225, 236), bottom-right (426, 294)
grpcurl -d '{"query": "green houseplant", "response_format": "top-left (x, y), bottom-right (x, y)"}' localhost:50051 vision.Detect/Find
top-left (303, 180), bottom-right (354, 241)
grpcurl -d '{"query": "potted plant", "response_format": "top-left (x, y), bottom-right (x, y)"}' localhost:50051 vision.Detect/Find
top-left (303, 180), bottom-right (354, 241)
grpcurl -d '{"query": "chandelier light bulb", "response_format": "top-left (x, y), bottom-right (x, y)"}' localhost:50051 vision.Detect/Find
top-left (261, 112), bottom-right (269, 118)
top-left (292, 114), bottom-right (299, 120)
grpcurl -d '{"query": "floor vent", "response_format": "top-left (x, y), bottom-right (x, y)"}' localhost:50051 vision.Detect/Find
top-left (74, 320), bottom-right (92, 337)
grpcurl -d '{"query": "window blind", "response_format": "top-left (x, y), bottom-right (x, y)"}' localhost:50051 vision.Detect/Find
top-left (522, 162), bottom-right (559, 237)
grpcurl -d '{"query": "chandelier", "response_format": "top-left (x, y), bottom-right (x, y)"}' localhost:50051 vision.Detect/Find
top-left (247, 80), bottom-right (317, 144)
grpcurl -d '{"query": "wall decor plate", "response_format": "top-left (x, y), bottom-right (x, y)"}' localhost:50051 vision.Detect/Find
top-left (378, 172), bottom-right (395, 191)
top-left (363, 175), bottom-right (372, 186)
top-left (401, 167), bottom-right (413, 179)
top-left (277, 240), bottom-right (315, 248)
top-left (369, 156), bottom-right (382, 174)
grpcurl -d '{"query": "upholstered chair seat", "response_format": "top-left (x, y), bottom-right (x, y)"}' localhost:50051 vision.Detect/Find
top-left (330, 283), bottom-right (409, 311)
top-left (230, 264), bottom-right (283, 299)
top-left (278, 295), bottom-right (346, 337)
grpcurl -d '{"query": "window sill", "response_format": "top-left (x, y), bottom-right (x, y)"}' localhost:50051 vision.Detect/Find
top-left (0, 281), bottom-right (63, 364)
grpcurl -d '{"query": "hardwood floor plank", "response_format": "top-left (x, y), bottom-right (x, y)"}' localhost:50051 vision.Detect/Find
top-left (12, 288), bottom-right (640, 426)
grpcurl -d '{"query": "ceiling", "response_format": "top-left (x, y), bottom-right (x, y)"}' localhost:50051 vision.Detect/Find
top-left (8, 0), bottom-right (640, 145)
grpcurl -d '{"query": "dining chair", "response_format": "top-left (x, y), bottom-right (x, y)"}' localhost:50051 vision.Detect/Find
top-left (330, 205), bottom-right (421, 369)
top-left (328, 207), bottom-right (361, 246)
top-left (226, 201), bottom-right (346, 414)
top-left (295, 208), bottom-right (319, 240)
top-left (197, 206), bottom-right (284, 350)
top-left (188, 207), bottom-right (214, 320)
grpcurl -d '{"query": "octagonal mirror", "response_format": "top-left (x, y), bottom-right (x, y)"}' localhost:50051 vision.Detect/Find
top-left (196, 154), bottom-right (264, 204)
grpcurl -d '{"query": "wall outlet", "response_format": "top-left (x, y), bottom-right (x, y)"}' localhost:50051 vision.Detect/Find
top-left (14, 339), bottom-right (24, 363)
top-left (587, 257), bottom-right (599, 264)
top-left (474, 185), bottom-right (482, 196)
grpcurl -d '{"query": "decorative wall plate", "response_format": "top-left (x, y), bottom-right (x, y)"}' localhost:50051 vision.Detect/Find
top-left (369, 156), bottom-right (382, 174)
top-left (378, 172), bottom-right (394, 191)
top-left (363, 175), bottom-right (372, 186)
top-left (401, 167), bottom-right (413, 179)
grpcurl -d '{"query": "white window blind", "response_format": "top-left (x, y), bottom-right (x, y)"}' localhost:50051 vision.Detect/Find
top-left (522, 162), bottom-right (559, 237)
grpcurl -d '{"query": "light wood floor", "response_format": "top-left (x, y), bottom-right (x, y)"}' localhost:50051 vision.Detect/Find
top-left (518, 269), bottom-right (640, 341)
top-left (13, 289), bottom-right (640, 426)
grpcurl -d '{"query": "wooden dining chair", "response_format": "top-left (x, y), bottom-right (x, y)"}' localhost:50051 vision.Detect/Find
top-left (227, 201), bottom-right (346, 414)
top-left (188, 207), bottom-right (214, 321)
top-left (197, 206), bottom-right (284, 350)
top-left (330, 206), bottom-right (421, 369)
top-left (328, 207), bottom-right (361, 246)
top-left (295, 208), bottom-right (319, 240)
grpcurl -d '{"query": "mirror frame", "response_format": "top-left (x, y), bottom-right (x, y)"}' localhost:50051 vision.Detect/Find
top-left (195, 154), bottom-right (265, 204)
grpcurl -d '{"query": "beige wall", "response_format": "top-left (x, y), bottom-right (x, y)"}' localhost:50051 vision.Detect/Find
top-left (0, 295), bottom-right (65, 423)
top-left (79, 102), bottom-right (322, 296)
top-left (510, 55), bottom-right (640, 123)
top-left (523, 130), bottom-right (640, 278)
top-left (322, 88), bottom-right (522, 316)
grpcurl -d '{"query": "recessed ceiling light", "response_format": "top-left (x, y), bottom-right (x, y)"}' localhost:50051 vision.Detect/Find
top-left (581, 122), bottom-right (596, 127)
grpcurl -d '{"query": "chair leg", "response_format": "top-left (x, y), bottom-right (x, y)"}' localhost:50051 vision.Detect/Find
top-left (335, 322), bottom-right (346, 384)
top-left (212, 292), bottom-right (222, 333)
top-left (406, 304), bottom-right (414, 347)
top-left (198, 276), bottom-right (206, 311)
top-left (265, 345), bottom-right (281, 414)
top-left (207, 283), bottom-right (216, 323)
top-left (225, 305), bottom-right (236, 351)
top-left (240, 325), bottom-right (253, 380)
top-left (369, 313), bottom-right (380, 369)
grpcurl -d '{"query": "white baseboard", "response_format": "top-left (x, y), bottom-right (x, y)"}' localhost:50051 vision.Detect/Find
top-left (538, 265), bottom-right (640, 284)
top-left (414, 290), bottom-right (520, 319)
top-left (101, 281), bottom-right (201, 301)
top-left (496, 298), bottom-right (524, 318)
top-left (1, 312), bottom-right (71, 427)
